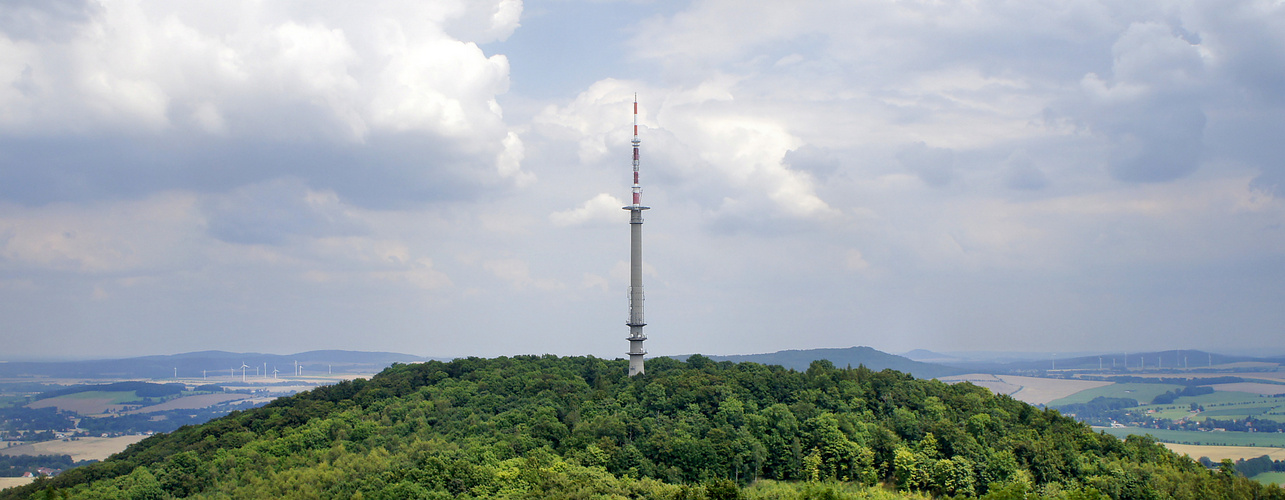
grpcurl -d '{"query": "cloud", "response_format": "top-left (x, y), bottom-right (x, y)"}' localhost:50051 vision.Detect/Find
top-left (783, 145), bottom-right (840, 179)
top-left (0, 0), bottom-right (102, 43)
top-left (6, 0), bottom-right (1285, 359)
top-left (550, 193), bottom-right (625, 227)
top-left (0, 0), bottom-right (523, 206)
top-left (897, 142), bottom-right (956, 187)
top-left (483, 258), bottom-right (563, 291)
top-left (0, 192), bottom-right (202, 274)
top-left (1002, 150), bottom-right (1048, 191)
top-left (1070, 22), bottom-right (1210, 183)
top-left (202, 178), bottom-right (366, 245)
top-left (535, 79), bottom-right (836, 229)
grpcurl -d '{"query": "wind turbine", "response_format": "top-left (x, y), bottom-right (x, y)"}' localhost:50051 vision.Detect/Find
top-left (240, 362), bottom-right (249, 383)
top-left (273, 367), bottom-right (279, 379)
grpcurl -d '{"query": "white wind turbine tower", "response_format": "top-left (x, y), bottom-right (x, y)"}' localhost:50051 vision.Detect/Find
top-left (240, 362), bottom-right (249, 383)
top-left (273, 367), bottom-right (279, 379)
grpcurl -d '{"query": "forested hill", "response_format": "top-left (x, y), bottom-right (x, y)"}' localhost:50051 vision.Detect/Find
top-left (7, 356), bottom-right (1281, 499)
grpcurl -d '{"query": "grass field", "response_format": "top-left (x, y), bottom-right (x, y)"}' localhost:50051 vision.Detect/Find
top-left (1180, 391), bottom-right (1280, 406)
top-left (1253, 472), bottom-right (1285, 486)
top-left (1214, 383), bottom-right (1285, 396)
top-left (1048, 383), bottom-right (1184, 407)
top-left (1099, 427), bottom-right (1285, 447)
top-left (1161, 443), bottom-right (1285, 461)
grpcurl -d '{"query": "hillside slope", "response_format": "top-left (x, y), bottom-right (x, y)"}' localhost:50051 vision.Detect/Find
top-left (5, 356), bottom-right (1279, 499)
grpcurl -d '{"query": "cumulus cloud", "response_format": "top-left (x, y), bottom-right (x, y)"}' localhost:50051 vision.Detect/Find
top-left (1071, 21), bottom-right (1211, 183)
top-left (0, 0), bottom-right (524, 205)
top-left (535, 79), bottom-right (835, 228)
top-left (550, 193), bottom-right (625, 227)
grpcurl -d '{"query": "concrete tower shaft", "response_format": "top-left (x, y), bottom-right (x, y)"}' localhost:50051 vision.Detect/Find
top-left (624, 96), bottom-right (648, 377)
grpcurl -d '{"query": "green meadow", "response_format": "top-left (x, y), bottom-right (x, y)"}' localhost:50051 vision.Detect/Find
top-left (1100, 427), bottom-right (1285, 447)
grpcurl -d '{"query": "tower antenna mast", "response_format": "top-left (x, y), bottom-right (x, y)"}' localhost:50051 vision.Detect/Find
top-left (624, 95), bottom-right (650, 376)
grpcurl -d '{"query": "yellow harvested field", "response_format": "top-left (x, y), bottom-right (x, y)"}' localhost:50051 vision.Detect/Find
top-left (938, 374), bottom-right (1111, 405)
top-left (119, 393), bottom-right (249, 415)
top-left (0, 477), bottom-right (34, 491)
top-left (1162, 443), bottom-right (1285, 462)
top-left (0, 435), bottom-right (148, 461)
top-left (1210, 382), bottom-right (1285, 395)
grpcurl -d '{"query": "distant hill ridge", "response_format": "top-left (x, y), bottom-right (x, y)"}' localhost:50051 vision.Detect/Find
top-left (0, 350), bottom-right (427, 379)
top-left (681, 345), bottom-right (967, 379)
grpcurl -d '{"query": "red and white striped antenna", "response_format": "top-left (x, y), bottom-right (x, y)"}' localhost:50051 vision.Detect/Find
top-left (632, 95), bottom-right (642, 206)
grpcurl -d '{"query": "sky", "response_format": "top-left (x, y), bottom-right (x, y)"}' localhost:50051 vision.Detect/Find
top-left (1, 0), bottom-right (1283, 360)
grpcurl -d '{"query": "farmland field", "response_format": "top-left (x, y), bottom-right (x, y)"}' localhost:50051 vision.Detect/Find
top-left (26, 391), bottom-right (141, 415)
top-left (1212, 382), bottom-right (1285, 396)
top-left (1178, 391), bottom-right (1279, 406)
top-left (0, 435), bottom-right (147, 461)
top-left (1254, 472), bottom-right (1285, 486)
top-left (0, 477), bottom-right (34, 491)
top-left (1161, 443), bottom-right (1285, 461)
top-left (1048, 383), bottom-right (1183, 406)
top-left (118, 393), bottom-right (249, 415)
top-left (1099, 426), bottom-right (1285, 447)
top-left (939, 374), bottom-right (1110, 405)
